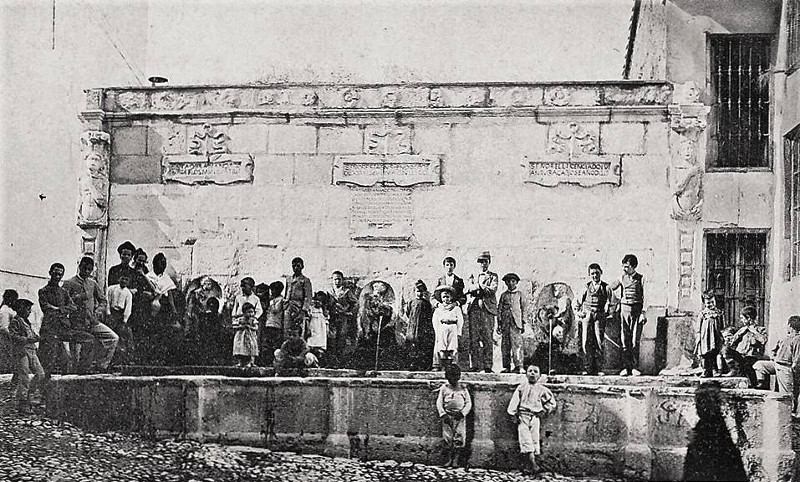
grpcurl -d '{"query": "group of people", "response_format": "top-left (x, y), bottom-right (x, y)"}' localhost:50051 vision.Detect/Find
top-left (2, 237), bottom-right (797, 414)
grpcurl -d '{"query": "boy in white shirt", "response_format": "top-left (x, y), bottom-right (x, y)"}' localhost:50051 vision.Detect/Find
top-left (106, 274), bottom-right (134, 364)
top-left (507, 365), bottom-right (557, 474)
top-left (232, 277), bottom-right (263, 321)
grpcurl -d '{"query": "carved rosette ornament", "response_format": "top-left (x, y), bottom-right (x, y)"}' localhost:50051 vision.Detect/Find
top-left (77, 131), bottom-right (111, 229)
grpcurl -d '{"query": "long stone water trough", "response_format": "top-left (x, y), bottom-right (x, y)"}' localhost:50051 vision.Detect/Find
top-left (45, 368), bottom-right (797, 481)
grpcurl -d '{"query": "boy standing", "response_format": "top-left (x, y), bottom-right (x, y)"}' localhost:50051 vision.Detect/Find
top-left (106, 274), bottom-right (134, 365)
top-left (327, 271), bottom-right (359, 368)
top-left (434, 257), bottom-right (466, 308)
top-left (404, 280), bottom-right (434, 371)
top-left (8, 299), bottom-right (43, 414)
top-left (608, 254), bottom-right (646, 376)
top-left (232, 277), bottom-right (264, 321)
top-left (261, 281), bottom-right (285, 366)
top-left (507, 365), bottom-right (557, 475)
top-left (284, 257), bottom-right (313, 337)
top-left (499, 273), bottom-right (525, 374)
top-left (574, 264), bottom-right (614, 375)
top-left (435, 364), bottom-right (472, 467)
top-left (464, 251), bottom-right (498, 373)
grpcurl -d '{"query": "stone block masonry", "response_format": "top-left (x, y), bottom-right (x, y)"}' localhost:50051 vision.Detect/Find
top-left (46, 374), bottom-right (796, 481)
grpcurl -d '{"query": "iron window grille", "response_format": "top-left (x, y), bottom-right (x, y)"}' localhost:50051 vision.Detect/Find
top-left (789, 0), bottom-right (800, 73)
top-left (708, 34), bottom-right (772, 169)
top-left (705, 231), bottom-right (768, 328)
top-left (787, 128), bottom-right (800, 277)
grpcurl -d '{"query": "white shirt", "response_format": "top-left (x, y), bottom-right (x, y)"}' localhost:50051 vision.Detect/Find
top-left (0, 305), bottom-right (16, 333)
top-left (147, 271), bottom-right (177, 296)
top-left (107, 284), bottom-right (133, 322)
top-left (232, 293), bottom-right (264, 319)
top-left (306, 306), bottom-right (328, 349)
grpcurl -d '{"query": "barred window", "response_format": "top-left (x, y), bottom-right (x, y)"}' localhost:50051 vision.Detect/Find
top-left (708, 35), bottom-right (771, 169)
top-left (706, 231), bottom-right (767, 327)
top-left (789, 0), bottom-right (800, 72)
top-left (787, 129), bottom-right (800, 277)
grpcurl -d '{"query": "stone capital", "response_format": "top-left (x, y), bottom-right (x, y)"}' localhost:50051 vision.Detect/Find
top-left (668, 104), bottom-right (710, 134)
top-left (78, 110), bottom-right (107, 131)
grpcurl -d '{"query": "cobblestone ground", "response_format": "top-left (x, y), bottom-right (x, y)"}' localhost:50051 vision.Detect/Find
top-left (0, 377), bottom-right (619, 482)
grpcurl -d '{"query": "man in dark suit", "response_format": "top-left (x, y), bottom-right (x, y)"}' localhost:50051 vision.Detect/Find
top-left (463, 251), bottom-right (499, 373)
top-left (433, 256), bottom-right (466, 308)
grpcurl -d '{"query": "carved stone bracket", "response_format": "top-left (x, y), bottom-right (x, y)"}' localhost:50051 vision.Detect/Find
top-left (77, 131), bottom-right (111, 229)
top-left (333, 154), bottom-right (441, 187)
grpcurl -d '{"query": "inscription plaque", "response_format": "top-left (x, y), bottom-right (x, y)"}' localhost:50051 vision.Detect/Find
top-left (334, 154), bottom-right (441, 187)
top-left (163, 154), bottom-right (254, 185)
top-left (350, 188), bottom-right (413, 243)
top-left (525, 156), bottom-right (621, 187)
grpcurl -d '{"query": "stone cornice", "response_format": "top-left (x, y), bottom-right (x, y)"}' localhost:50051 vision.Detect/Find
top-left (90, 82), bottom-right (673, 119)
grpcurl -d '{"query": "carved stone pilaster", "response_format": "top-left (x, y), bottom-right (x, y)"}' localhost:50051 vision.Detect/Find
top-left (77, 131), bottom-right (111, 229)
top-left (77, 130), bottom-right (111, 286)
top-left (668, 85), bottom-right (709, 308)
top-left (668, 102), bottom-right (709, 222)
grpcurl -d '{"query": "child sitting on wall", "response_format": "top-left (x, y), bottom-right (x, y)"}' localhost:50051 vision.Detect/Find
top-left (507, 364), bottom-right (557, 475)
top-left (435, 364), bottom-right (472, 468)
top-left (722, 305), bottom-right (766, 386)
top-left (274, 326), bottom-right (319, 375)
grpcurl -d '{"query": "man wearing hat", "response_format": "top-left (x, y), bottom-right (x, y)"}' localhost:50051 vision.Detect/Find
top-left (108, 241), bottom-right (137, 288)
top-left (463, 251), bottom-right (499, 373)
top-left (499, 272), bottom-right (526, 374)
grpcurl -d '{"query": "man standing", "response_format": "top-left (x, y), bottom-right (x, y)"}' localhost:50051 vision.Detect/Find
top-left (38, 263), bottom-right (95, 375)
top-left (108, 241), bottom-right (136, 287)
top-left (63, 257), bottom-right (119, 372)
top-left (463, 251), bottom-right (498, 373)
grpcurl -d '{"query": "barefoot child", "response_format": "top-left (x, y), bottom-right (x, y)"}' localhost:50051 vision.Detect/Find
top-left (435, 364), bottom-right (472, 467)
top-left (499, 273), bottom-right (525, 374)
top-left (232, 302), bottom-right (259, 367)
top-left (306, 291), bottom-right (329, 367)
top-left (507, 365), bottom-right (557, 475)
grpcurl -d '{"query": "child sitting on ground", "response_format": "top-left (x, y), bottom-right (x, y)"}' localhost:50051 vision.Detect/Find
top-left (274, 326), bottom-right (319, 375)
top-left (507, 365), bottom-right (557, 475)
top-left (8, 299), bottom-right (43, 414)
top-left (432, 286), bottom-right (463, 371)
top-left (435, 364), bottom-right (472, 468)
top-left (232, 302), bottom-right (259, 367)
top-left (306, 291), bottom-right (329, 367)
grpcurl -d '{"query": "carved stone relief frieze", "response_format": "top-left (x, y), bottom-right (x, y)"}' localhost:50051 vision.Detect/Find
top-left (77, 131), bottom-right (111, 228)
top-left (333, 154), bottom-right (441, 187)
top-left (546, 122), bottom-right (598, 156)
top-left (162, 123), bottom-right (253, 185)
top-left (366, 125), bottom-right (412, 155)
